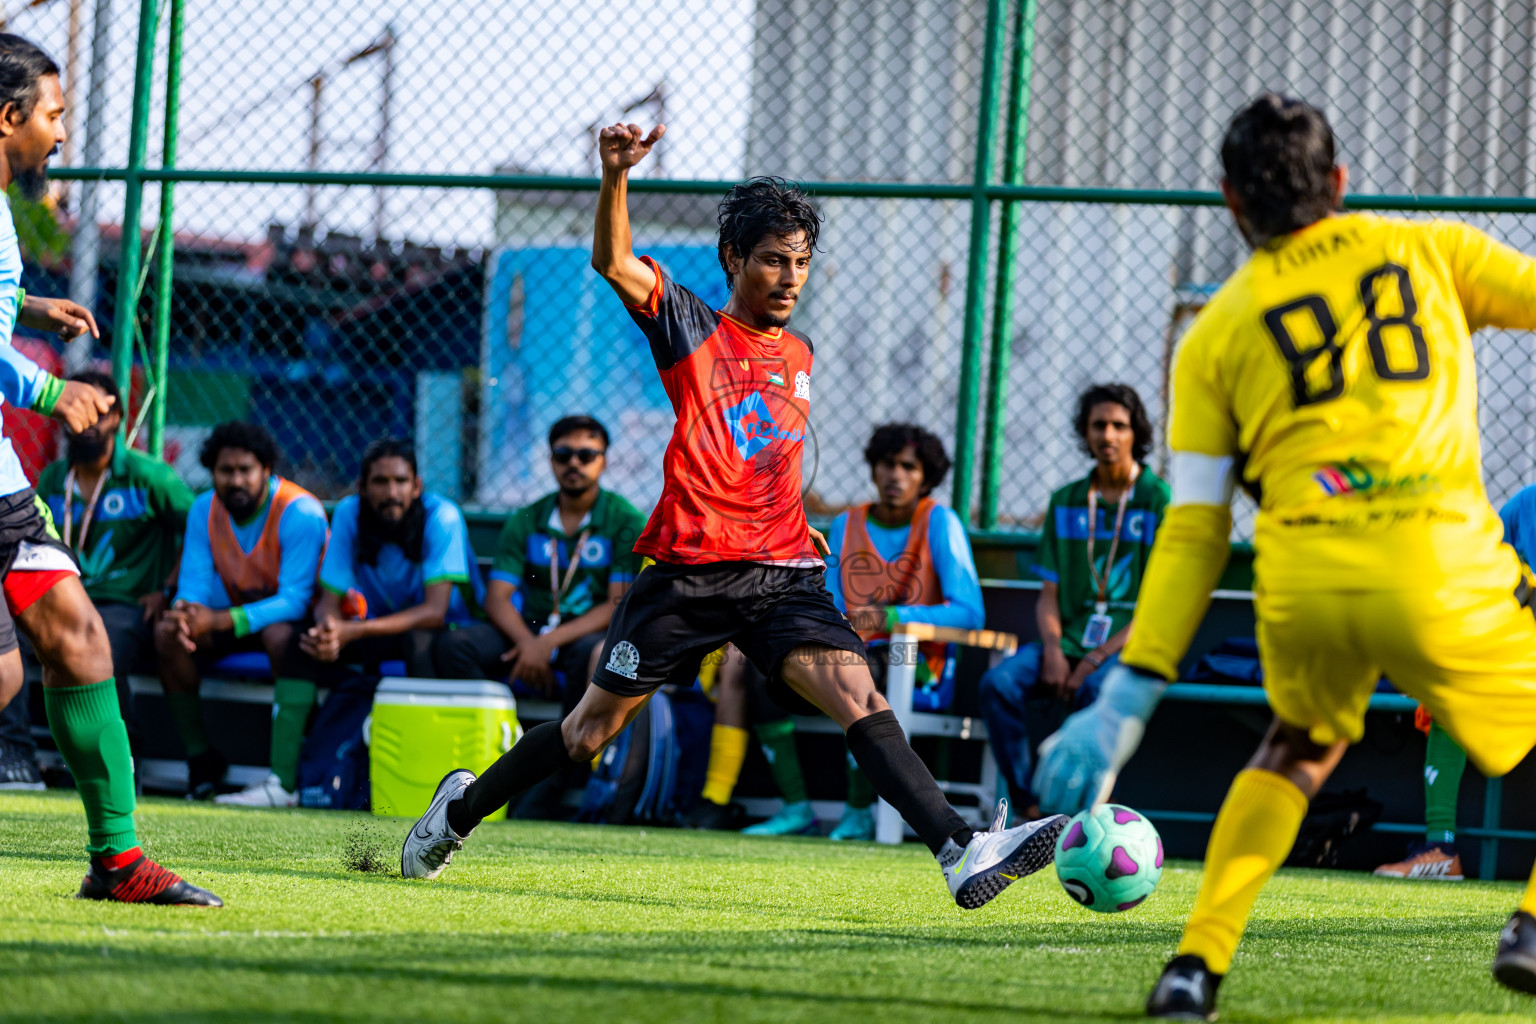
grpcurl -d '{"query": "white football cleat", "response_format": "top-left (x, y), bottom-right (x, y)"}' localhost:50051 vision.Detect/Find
top-left (401, 769), bottom-right (477, 880)
top-left (937, 809), bottom-right (1069, 910)
top-left (213, 773), bottom-right (297, 807)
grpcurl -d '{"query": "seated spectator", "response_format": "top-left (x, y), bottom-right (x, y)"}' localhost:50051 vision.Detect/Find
top-left (154, 421), bottom-right (328, 807)
top-left (1371, 478), bottom-right (1536, 881)
top-left (0, 370), bottom-right (193, 789)
top-left (979, 383), bottom-right (1168, 819)
top-left (301, 438), bottom-right (483, 676)
top-left (433, 414), bottom-right (647, 817)
top-left (730, 423), bottom-right (983, 840)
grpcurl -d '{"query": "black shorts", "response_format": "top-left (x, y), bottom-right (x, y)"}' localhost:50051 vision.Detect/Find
top-left (0, 488), bottom-right (79, 656)
top-left (591, 561), bottom-right (866, 714)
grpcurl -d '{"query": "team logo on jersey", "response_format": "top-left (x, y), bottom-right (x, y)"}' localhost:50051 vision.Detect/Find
top-left (1314, 461), bottom-right (1375, 496)
top-left (722, 392), bottom-right (805, 461)
top-left (794, 371), bottom-right (810, 399)
top-left (605, 641), bottom-right (640, 680)
top-left (1314, 459), bottom-right (1439, 499)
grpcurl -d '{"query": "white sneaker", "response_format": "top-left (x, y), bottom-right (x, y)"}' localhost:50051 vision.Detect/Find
top-left (214, 773), bottom-right (298, 808)
top-left (401, 769), bottom-right (477, 880)
top-left (937, 810), bottom-right (1069, 909)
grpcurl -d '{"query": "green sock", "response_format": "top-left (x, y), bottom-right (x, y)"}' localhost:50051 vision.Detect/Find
top-left (844, 748), bottom-right (876, 810)
top-left (269, 678), bottom-right (318, 793)
top-left (164, 690), bottom-right (210, 758)
top-left (755, 718), bottom-right (808, 805)
top-left (1424, 721), bottom-right (1467, 845)
top-left (43, 680), bottom-right (138, 856)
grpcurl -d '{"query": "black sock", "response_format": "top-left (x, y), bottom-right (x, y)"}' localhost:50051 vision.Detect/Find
top-left (446, 720), bottom-right (575, 835)
top-left (844, 710), bottom-right (972, 854)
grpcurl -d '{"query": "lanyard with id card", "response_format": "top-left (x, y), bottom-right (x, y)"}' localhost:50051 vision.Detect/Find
top-left (1082, 466), bottom-right (1138, 650)
top-left (63, 468), bottom-right (111, 552)
top-left (540, 529), bottom-right (591, 639)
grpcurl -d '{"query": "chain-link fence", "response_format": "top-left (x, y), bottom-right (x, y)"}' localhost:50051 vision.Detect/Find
top-left (5, 0), bottom-right (1536, 540)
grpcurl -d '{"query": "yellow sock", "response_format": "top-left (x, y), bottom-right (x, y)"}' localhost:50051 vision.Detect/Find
top-left (1178, 768), bottom-right (1309, 975)
top-left (1519, 858), bottom-right (1536, 917)
top-left (701, 724), bottom-right (749, 806)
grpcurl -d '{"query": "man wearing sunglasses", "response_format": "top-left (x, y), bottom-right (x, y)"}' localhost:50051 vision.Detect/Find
top-left (434, 416), bottom-right (647, 806)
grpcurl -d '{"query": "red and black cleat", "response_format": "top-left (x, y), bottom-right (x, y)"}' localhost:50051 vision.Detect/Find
top-left (76, 847), bottom-right (223, 907)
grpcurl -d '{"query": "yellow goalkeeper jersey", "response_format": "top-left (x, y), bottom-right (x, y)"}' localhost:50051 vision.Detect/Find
top-left (1124, 212), bottom-right (1536, 679)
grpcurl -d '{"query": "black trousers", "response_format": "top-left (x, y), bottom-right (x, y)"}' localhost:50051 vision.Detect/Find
top-left (327, 629), bottom-right (438, 678)
top-left (432, 621), bottom-right (604, 716)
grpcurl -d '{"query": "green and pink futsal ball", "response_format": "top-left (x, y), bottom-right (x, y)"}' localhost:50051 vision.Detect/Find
top-left (1054, 803), bottom-right (1163, 912)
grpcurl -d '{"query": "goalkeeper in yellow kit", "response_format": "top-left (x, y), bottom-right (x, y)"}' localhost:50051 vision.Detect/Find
top-left (1032, 93), bottom-right (1536, 1019)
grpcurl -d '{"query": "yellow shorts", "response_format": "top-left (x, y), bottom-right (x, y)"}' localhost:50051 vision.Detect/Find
top-left (1257, 570), bottom-right (1536, 777)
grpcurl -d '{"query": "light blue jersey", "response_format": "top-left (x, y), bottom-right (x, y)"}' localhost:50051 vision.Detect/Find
top-left (175, 476), bottom-right (329, 636)
top-left (1501, 485), bottom-right (1536, 565)
top-left (0, 196), bottom-right (64, 496)
top-left (320, 492), bottom-right (483, 625)
top-left (823, 503), bottom-right (985, 629)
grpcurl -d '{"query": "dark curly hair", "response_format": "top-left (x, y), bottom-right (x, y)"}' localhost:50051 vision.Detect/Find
top-left (0, 35), bottom-right (58, 124)
top-left (1220, 93), bottom-right (1338, 245)
top-left (716, 176), bottom-right (822, 288)
top-left (200, 420), bottom-right (279, 471)
top-left (1073, 384), bottom-right (1153, 463)
top-left (864, 423), bottom-right (952, 497)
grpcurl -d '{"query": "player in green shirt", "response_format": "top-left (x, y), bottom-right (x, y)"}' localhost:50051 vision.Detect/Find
top-left (0, 370), bottom-right (193, 787)
top-left (977, 384), bottom-right (1170, 819)
top-left (434, 415), bottom-right (647, 816)
top-left (437, 415), bottom-right (647, 693)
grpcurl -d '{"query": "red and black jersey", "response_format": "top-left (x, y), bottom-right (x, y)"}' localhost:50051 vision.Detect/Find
top-left (625, 256), bottom-right (820, 566)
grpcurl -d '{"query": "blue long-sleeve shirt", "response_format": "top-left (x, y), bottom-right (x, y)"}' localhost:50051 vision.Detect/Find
top-left (1501, 485), bottom-right (1536, 564)
top-left (0, 196), bottom-right (63, 496)
top-left (824, 503), bottom-right (985, 629)
top-left (175, 477), bottom-right (329, 635)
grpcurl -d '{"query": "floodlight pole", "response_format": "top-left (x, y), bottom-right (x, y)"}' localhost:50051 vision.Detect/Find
top-left (305, 72), bottom-right (323, 228)
top-left (373, 25), bottom-right (395, 241)
top-left (108, 0), bottom-right (160, 438)
top-left (148, 0), bottom-right (184, 457)
top-left (949, 0), bottom-right (1009, 523)
top-left (979, 0), bottom-right (1038, 530)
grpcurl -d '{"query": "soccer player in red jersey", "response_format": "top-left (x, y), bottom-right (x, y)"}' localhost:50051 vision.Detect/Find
top-left (404, 122), bottom-right (1068, 907)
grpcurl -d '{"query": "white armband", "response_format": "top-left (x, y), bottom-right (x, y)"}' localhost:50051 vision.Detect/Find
top-left (1169, 451), bottom-right (1236, 508)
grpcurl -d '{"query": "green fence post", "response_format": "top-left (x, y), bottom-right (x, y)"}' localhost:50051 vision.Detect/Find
top-left (149, 0), bottom-right (183, 458)
top-left (979, 0), bottom-right (1037, 530)
top-left (1481, 774), bottom-right (1502, 881)
top-left (949, 0), bottom-right (1010, 523)
top-left (109, 0), bottom-right (161, 430)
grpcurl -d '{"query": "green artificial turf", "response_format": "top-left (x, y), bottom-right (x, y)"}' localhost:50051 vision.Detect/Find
top-left (2, 791), bottom-right (1534, 1023)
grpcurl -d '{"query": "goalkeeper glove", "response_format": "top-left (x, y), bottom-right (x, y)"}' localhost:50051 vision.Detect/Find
top-left (1031, 661), bottom-right (1168, 814)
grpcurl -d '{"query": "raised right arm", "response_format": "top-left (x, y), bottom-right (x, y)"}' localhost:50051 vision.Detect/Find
top-left (591, 122), bottom-right (666, 306)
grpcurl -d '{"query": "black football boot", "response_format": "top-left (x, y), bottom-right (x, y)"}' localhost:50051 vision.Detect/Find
top-left (1146, 954), bottom-right (1223, 1021)
top-left (1494, 910), bottom-right (1536, 995)
top-left (77, 850), bottom-right (223, 906)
